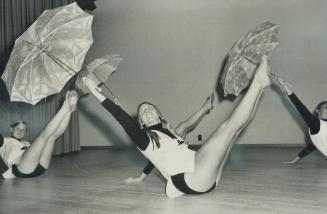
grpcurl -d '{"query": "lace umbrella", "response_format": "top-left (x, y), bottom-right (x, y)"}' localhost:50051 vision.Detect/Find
top-left (221, 21), bottom-right (279, 96)
top-left (1, 3), bottom-right (93, 105)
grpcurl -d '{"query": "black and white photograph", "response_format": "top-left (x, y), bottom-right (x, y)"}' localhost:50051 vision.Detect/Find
top-left (1, 0), bottom-right (327, 213)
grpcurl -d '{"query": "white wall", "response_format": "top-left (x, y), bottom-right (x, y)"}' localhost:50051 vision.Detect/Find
top-left (79, 0), bottom-right (327, 146)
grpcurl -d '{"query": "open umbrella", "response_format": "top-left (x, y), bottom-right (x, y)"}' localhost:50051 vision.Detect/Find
top-left (74, 55), bottom-right (123, 99)
top-left (1, 2), bottom-right (93, 105)
top-left (86, 55), bottom-right (123, 87)
top-left (86, 55), bottom-right (123, 103)
top-left (221, 21), bottom-right (279, 96)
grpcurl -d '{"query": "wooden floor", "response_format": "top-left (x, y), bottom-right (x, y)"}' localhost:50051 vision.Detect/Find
top-left (1, 146), bottom-right (327, 214)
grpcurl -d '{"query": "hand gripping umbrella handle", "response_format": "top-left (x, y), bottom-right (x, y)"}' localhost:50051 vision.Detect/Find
top-left (82, 77), bottom-right (102, 92)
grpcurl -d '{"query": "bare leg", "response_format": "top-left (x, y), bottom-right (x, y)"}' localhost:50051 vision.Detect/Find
top-left (17, 91), bottom-right (78, 173)
top-left (175, 93), bottom-right (214, 139)
top-left (38, 112), bottom-right (73, 169)
top-left (184, 57), bottom-right (271, 192)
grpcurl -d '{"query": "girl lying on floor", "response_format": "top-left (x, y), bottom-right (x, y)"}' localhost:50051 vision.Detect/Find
top-left (84, 56), bottom-right (271, 198)
top-left (0, 91), bottom-right (78, 179)
top-left (272, 74), bottom-right (327, 164)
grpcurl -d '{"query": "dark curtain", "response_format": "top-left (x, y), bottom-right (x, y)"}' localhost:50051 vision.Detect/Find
top-left (0, 0), bottom-right (82, 155)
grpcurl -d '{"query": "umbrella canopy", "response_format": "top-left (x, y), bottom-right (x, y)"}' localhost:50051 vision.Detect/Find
top-left (86, 54), bottom-right (123, 86)
top-left (1, 2), bottom-right (93, 105)
top-left (221, 21), bottom-right (279, 96)
top-left (86, 55), bottom-right (123, 103)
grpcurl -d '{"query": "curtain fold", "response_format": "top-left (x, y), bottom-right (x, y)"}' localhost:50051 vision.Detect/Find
top-left (0, 0), bottom-right (80, 155)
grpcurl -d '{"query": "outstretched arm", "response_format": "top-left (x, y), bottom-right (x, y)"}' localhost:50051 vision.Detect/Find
top-left (288, 94), bottom-right (320, 134)
top-left (84, 78), bottom-right (150, 151)
top-left (284, 142), bottom-right (316, 164)
top-left (125, 161), bottom-right (154, 183)
top-left (272, 75), bottom-right (320, 134)
top-left (175, 93), bottom-right (214, 139)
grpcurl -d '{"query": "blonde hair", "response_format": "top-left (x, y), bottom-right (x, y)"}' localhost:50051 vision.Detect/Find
top-left (10, 120), bottom-right (27, 139)
top-left (11, 120), bottom-right (27, 129)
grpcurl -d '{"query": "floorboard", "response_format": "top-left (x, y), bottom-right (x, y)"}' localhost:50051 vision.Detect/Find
top-left (1, 146), bottom-right (327, 214)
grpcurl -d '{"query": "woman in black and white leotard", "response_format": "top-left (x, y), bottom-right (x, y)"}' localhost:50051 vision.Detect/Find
top-left (84, 56), bottom-right (271, 198)
top-left (125, 94), bottom-right (214, 183)
top-left (272, 75), bottom-right (327, 164)
top-left (0, 91), bottom-right (78, 179)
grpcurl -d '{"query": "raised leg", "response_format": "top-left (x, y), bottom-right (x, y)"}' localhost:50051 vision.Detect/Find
top-left (175, 93), bottom-right (214, 139)
top-left (38, 111), bottom-right (74, 169)
top-left (16, 91), bottom-right (78, 173)
top-left (184, 56), bottom-right (271, 192)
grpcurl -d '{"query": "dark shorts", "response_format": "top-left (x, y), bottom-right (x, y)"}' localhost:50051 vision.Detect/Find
top-left (171, 173), bottom-right (216, 195)
top-left (12, 164), bottom-right (47, 178)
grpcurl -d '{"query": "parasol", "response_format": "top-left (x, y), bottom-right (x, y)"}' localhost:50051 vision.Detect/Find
top-left (86, 54), bottom-right (123, 87)
top-left (74, 55), bottom-right (123, 99)
top-left (86, 55), bottom-right (123, 103)
top-left (1, 2), bottom-right (93, 105)
top-left (221, 21), bottom-right (279, 96)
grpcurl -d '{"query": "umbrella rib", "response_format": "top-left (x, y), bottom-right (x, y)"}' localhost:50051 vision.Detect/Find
top-left (41, 52), bottom-right (60, 88)
top-left (29, 56), bottom-right (34, 103)
top-left (43, 51), bottom-right (80, 76)
top-left (240, 55), bottom-right (256, 64)
top-left (13, 39), bottom-right (42, 67)
top-left (46, 3), bottom-right (91, 37)
top-left (14, 42), bottom-right (80, 78)
top-left (5, 49), bottom-right (34, 66)
top-left (15, 48), bottom-right (43, 71)
top-left (87, 60), bottom-right (106, 73)
top-left (17, 17), bottom-right (93, 70)
top-left (22, 38), bottom-right (40, 47)
top-left (9, 47), bottom-right (37, 104)
top-left (42, 16), bottom-right (93, 48)
top-left (35, 28), bottom-right (44, 49)
top-left (5, 39), bottom-right (40, 70)
top-left (39, 16), bottom-right (93, 75)
top-left (93, 70), bottom-right (115, 97)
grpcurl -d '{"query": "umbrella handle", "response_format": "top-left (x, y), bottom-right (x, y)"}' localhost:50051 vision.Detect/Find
top-left (90, 69), bottom-right (116, 98)
top-left (99, 82), bottom-right (121, 106)
top-left (84, 64), bottom-right (118, 102)
top-left (102, 83), bottom-right (115, 98)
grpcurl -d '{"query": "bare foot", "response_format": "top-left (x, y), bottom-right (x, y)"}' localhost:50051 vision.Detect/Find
top-left (63, 91), bottom-right (78, 113)
top-left (68, 90), bottom-right (78, 112)
top-left (253, 55), bottom-right (271, 88)
top-left (74, 76), bottom-right (90, 98)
